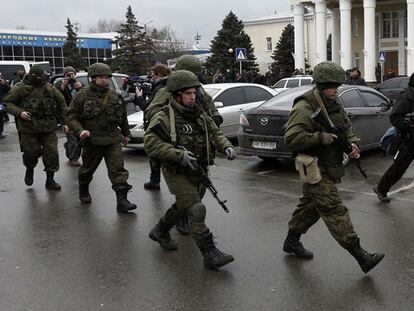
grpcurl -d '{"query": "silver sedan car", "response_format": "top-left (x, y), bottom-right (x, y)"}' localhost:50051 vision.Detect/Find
top-left (126, 83), bottom-right (278, 147)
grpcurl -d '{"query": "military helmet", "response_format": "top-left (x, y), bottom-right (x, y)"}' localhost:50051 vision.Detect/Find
top-left (166, 70), bottom-right (201, 93)
top-left (88, 63), bottom-right (112, 78)
top-left (28, 65), bottom-right (45, 78)
top-left (313, 61), bottom-right (346, 85)
top-left (175, 54), bottom-right (202, 75)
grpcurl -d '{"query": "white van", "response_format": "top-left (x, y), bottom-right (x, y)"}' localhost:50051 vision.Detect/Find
top-left (0, 61), bottom-right (51, 84)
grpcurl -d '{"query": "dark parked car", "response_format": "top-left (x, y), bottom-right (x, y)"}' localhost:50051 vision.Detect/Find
top-left (238, 85), bottom-right (393, 161)
top-left (375, 76), bottom-right (409, 100)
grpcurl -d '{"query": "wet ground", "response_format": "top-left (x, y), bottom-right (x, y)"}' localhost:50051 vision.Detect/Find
top-left (1, 122), bottom-right (414, 311)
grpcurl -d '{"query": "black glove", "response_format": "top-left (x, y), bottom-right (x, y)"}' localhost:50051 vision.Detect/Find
top-left (225, 147), bottom-right (237, 160)
top-left (179, 150), bottom-right (197, 169)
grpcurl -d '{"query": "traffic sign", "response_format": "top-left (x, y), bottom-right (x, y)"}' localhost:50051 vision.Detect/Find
top-left (235, 47), bottom-right (247, 62)
top-left (379, 51), bottom-right (385, 62)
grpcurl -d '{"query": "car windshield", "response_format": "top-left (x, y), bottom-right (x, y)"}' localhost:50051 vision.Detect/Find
top-left (259, 86), bottom-right (312, 108)
top-left (203, 87), bottom-right (221, 97)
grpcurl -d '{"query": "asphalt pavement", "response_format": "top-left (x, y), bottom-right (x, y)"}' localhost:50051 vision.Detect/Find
top-left (1, 122), bottom-right (414, 311)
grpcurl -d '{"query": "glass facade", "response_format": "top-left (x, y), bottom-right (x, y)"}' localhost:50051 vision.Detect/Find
top-left (0, 32), bottom-right (113, 74)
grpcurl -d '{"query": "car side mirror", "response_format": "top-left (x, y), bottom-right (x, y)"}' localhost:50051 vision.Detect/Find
top-left (380, 100), bottom-right (393, 112)
top-left (214, 101), bottom-right (224, 108)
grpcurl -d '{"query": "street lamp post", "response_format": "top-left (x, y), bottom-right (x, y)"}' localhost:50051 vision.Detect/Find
top-left (228, 48), bottom-right (234, 82)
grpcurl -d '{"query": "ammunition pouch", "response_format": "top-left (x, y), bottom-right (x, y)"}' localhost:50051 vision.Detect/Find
top-left (295, 153), bottom-right (322, 184)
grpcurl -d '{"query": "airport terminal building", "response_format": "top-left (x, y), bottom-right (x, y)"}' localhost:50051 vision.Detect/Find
top-left (0, 29), bottom-right (114, 74)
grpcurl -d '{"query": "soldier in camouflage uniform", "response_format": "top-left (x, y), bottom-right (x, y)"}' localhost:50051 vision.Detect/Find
top-left (65, 63), bottom-right (136, 213)
top-left (4, 65), bottom-right (67, 190)
top-left (145, 54), bottom-right (224, 235)
top-left (144, 70), bottom-right (237, 270)
top-left (283, 61), bottom-right (384, 273)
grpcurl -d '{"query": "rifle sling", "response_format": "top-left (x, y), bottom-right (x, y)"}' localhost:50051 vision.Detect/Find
top-left (168, 102), bottom-right (177, 144)
top-left (313, 89), bottom-right (335, 128)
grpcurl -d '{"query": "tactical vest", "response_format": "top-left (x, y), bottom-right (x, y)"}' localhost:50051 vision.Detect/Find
top-left (295, 90), bottom-right (348, 179)
top-left (175, 112), bottom-right (214, 166)
top-left (20, 84), bottom-right (59, 133)
top-left (79, 87), bottom-right (124, 144)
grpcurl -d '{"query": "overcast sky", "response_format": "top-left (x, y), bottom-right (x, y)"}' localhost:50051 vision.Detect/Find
top-left (1, 1), bottom-right (291, 47)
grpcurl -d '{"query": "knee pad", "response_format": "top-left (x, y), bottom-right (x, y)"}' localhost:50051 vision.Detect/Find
top-left (188, 202), bottom-right (206, 223)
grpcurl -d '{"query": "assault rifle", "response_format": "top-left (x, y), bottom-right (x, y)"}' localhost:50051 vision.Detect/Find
top-left (190, 160), bottom-right (229, 213)
top-left (150, 122), bottom-right (230, 213)
top-left (311, 107), bottom-right (368, 178)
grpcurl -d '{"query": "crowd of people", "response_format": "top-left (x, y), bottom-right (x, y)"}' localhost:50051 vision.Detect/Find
top-left (3, 55), bottom-right (414, 274)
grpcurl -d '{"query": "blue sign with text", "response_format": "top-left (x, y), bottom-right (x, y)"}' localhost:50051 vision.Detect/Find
top-left (0, 33), bottom-right (111, 49)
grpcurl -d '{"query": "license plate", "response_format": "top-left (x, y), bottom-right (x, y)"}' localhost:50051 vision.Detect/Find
top-left (252, 141), bottom-right (277, 150)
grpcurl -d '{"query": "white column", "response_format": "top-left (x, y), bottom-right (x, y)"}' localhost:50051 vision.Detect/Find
top-left (331, 8), bottom-right (340, 63)
top-left (398, 11), bottom-right (406, 76)
top-left (339, 0), bottom-right (352, 69)
top-left (363, 0), bottom-right (376, 83)
top-left (407, 0), bottom-right (414, 76)
top-left (294, 3), bottom-right (305, 71)
top-left (315, 0), bottom-right (327, 64)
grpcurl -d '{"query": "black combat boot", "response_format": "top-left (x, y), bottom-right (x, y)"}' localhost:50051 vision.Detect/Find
top-left (115, 188), bottom-right (137, 213)
top-left (196, 232), bottom-right (234, 270)
top-left (143, 182), bottom-right (160, 191)
top-left (45, 172), bottom-right (61, 190)
top-left (347, 238), bottom-right (384, 273)
top-left (283, 229), bottom-right (314, 259)
top-left (79, 184), bottom-right (91, 204)
top-left (149, 219), bottom-right (178, 251)
top-left (176, 214), bottom-right (190, 235)
top-left (373, 185), bottom-right (391, 203)
top-left (24, 167), bottom-right (34, 186)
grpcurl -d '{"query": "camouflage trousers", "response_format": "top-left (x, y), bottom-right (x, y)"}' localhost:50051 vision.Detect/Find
top-left (162, 166), bottom-right (209, 240)
top-left (78, 142), bottom-right (129, 189)
top-left (20, 132), bottom-right (59, 172)
top-left (288, 175), bottom-right (358, 249)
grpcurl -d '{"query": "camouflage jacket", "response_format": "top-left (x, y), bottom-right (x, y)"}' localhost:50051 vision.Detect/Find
top-left (5, 79), bottom-right (67, 134)
top-left (284, 88), bottom-right (359, 179)
top-left (144, 97), bottom-right (232, 172)
top-left (65, 83), bottom-right (130, 145)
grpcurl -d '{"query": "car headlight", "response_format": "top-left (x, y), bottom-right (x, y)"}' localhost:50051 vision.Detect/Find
top-left (240, 113), bottom-right (249, 127)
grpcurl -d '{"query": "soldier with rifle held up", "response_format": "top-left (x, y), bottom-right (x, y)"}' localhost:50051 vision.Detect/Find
top-left (144, 70), bottom-right (237, 270)
top-left (283, 61), bottom-right (384, 273)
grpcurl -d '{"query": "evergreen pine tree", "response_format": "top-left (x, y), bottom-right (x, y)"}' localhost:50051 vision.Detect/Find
top-left (205, 11), bottom-right (257, 79)
top-left (270, 24), bottom-right (295, 83)
top-left (63, 18), bottom-right (86, 71)
top-left (111, 5), bottom-right (154, 75)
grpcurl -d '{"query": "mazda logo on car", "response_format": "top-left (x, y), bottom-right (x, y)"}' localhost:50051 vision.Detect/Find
top-left (260, 118), bottom-right (268, 126)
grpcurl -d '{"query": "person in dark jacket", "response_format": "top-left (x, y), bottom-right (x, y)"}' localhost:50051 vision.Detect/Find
top-left (0, 74), bottom-right (11, 138)
top-left (347, 68), bottom-right (367, 85)
top-left (135, 64), bottom-right (171, 191)
top-left (55, 66), bottom-right (83, 166)
top-left (373, 72), bottom-right (414, 202)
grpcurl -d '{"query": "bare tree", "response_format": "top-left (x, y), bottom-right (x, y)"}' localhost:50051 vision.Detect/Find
top-left (149, 26), bottom-right (189, 63)
top-left (88, 19), bottom-right (122, 33)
